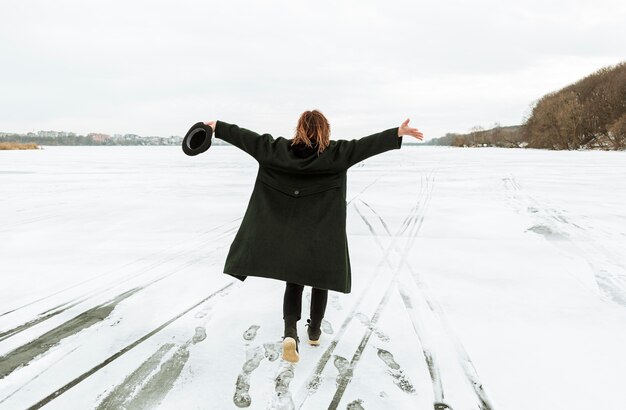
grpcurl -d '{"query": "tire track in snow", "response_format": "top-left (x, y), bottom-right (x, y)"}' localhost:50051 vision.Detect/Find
top-left (105, 338), bottom-right (198, 409)
top-left (354, 312), bottom-right (389, 342)
top-left (398, 275), bottom-right (494, 410)
top-left (357, 174), bottom-right (446, 403)
top-left (0, 347), bottom-right (79, 405)
top-left (328, 172), bottom-right (432, 409)
top-left (95, 343), bottom-right (176, 409)
top-left (25, 281), bottom-right (235, 409)
top-left (1, 205), bottom-right (71, 231)
top-left (358, 173), bottom-right (449, 406)
top-left (395, 282), bottom-right (445, 405)
top-left (0, 216), bottom-right (241, 318)
top-left (363, 171), bottom-right (495, 409)
top-left (293, 171), bottom-right (427, 409)
top-left (0, 300), bottom-right (85, 342)
top-left (95, 326), bottom-right (207, 410)
top-left (304, 196), bottom-right (420, 398)
top-left (346, 171), bottom-right (391, 206)
top-left (0, 252), bottom-right (219, 344)
top-left (503, 173), bottom-right (626, 308)
top-left (0, 221), bottom-right (237, 343)
top-left (0, 287), bottom-right (141, 380)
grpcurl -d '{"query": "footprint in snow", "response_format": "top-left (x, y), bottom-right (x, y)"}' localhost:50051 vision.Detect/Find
top-left (233, 346), bottom-right (265, 408)
top-left (355, 312), bottom-right (390, 342)
top-left (376, 348), bottom-right (416, 394)
top-left (192, 326), bottom-right (207, 344)
top-left (263, 342), bottom-right (281, 362)
top-left (334, 355), bottom-right (349, 373)
top-left (243, 325), bottom-right (260, 341)
top-left (321, 319), bottom-right (334, 335)
top-left (275, 365), bottom-right (295, 395)
top-left (377, 349), bottom-right (400, 370)
top-left (347, 399), bottom-right (365, 409)
top-left (330, 294), bottom-right (343, 310)
top-left (333, 355), bottom-right (351, 387)
top-left (269, 362), bottom-right (296, 410)
top-left (194, 308), bottom-right (210, 318)
top-left (526, 224), bottom-right (567, 240)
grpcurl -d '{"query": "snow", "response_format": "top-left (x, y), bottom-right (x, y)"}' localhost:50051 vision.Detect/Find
top-left (1, 145), bottom-right (625, 409)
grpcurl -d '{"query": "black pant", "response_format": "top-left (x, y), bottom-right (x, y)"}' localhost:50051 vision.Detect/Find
top-left (283, 282), bottom-right (328, 331)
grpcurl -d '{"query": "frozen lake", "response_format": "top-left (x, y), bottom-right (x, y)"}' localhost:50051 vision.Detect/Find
top-left (1, 145), bottom-right (626, 409)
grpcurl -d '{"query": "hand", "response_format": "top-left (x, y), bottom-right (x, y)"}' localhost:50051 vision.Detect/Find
top-left (204, 121), bottom-right (217, 133)
top-left (398, 118), bottom-right (423, 140)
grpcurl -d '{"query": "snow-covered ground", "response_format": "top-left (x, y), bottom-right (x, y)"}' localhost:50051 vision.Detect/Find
top-left (1, 145), bottom-right (625, 410)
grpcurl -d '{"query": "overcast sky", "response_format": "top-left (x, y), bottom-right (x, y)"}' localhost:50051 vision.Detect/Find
top-left (1, 0), bottom-right (624, 141)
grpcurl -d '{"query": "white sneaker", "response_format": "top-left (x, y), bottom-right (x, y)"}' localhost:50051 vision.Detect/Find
top-left (282, 336), bottom-right (300, 363)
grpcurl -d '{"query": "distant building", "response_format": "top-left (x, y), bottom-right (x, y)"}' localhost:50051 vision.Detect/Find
top-left (87, 133), bottom-right (111, 143)
top-left (1, 129), bottom-right (184, 146)
top-left (38, 130), bottom-right (59, 138)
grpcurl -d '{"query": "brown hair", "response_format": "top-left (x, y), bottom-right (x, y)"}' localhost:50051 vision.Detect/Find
top-left (291, 109), bottom-right (331, 155)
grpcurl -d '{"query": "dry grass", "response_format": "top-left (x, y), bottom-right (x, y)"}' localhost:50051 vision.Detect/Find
top-left (0, 142), bottom-right (39, 150)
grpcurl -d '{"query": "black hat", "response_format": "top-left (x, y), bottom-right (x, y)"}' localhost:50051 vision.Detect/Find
top-left (182, 122), bottom-right (213, 156)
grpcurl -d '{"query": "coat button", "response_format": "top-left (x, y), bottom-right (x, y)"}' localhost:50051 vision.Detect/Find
top-left (294, 190), bottom-right (300, 195)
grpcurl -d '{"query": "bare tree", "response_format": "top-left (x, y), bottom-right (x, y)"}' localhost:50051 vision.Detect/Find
top-left (608, 113), bottom-right (626, 149)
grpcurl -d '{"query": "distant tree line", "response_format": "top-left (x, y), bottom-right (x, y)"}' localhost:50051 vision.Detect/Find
top-left (1, 134), bottom-right (109, 146)
top-left (0, 134), bottom-right (183, 146)
top-left (429, 61), bottom-right (626, 150)
top-left (428, 124), bottom-right (526, 148)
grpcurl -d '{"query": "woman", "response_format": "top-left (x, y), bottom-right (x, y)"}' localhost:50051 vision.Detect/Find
top-left (204, 110), bottom-right (423, 363)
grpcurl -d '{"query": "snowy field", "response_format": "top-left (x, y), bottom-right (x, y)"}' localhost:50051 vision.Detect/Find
top-left (1, 145), bottom-right (626, 410)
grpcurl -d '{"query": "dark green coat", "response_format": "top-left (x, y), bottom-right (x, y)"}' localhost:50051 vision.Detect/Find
top-left (214, 120), bottom-right (403, 293)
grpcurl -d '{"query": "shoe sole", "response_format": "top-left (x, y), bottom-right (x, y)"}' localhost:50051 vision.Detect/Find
top-left (308, 338), bottom-right (320, 346)
top-left (282, 337), bottom-right (299, 363)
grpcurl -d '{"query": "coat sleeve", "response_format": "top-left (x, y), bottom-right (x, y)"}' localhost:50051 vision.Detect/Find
top-left (214, 120), bottom-right (274, 163)
top-left (335, 127), bottom-right (403, 169)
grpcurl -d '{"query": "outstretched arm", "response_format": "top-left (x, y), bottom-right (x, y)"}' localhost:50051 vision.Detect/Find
top-left (205, 120), bottom-right (274, 163)
top-left (336, 118), bottom-right (424, 169)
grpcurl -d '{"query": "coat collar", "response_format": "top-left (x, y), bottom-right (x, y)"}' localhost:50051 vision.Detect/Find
top-left (290, 141), bottom-right (319, 158)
